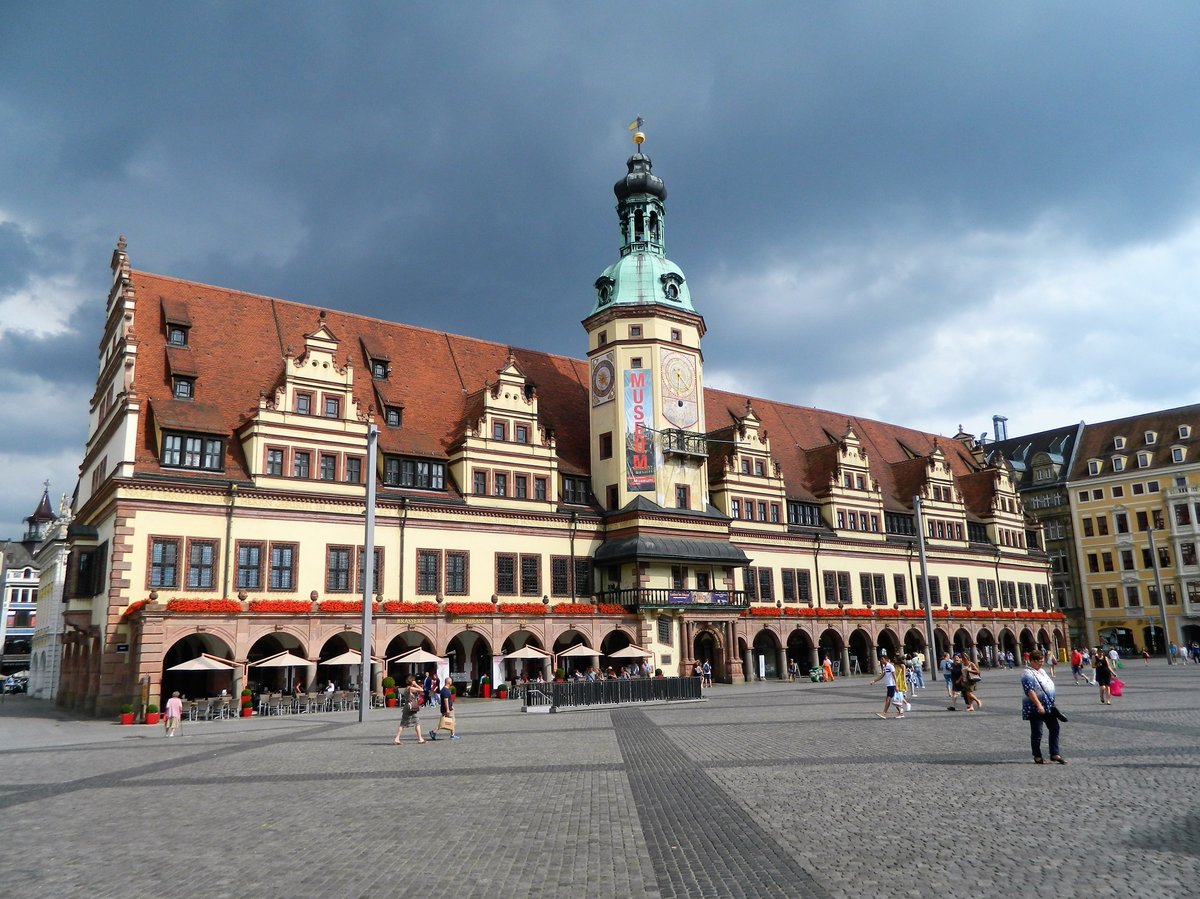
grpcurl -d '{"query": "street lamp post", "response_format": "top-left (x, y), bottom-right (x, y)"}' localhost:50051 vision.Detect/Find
top-left (359, 423), bottom-right (379, 720)
top-left (913, 496), bottom-right (938, 674)
top-left (1147, 527), bottom-right (1173, 664)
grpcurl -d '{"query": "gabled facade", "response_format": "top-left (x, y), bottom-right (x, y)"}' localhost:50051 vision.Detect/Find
top-left (57, 138), bottom-right (1061, 715)
top-left (1065, 405), bottom-right (1200, 654)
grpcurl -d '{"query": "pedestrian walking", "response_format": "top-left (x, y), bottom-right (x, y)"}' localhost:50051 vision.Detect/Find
top-left (1022, 650), bottom-right (1066, 765)
top-left (959, 656), bottom-right (983, 711)
top-left (822, 656), bottom-right (834, 682)
top-left (393, 675), bottom-right (427, 745)
top-left (940, 652), bottom-right (956, 701)
top-left (894, 658), bottom-right (912, 712)
top-left (428, 677), bottom-right (461, 740)
top-left (910, 652), bottom-right (925, 689)
top-left (1093, 648), bottom-right (1115, 705)
top-left (870, 656), bottom-right (903, 718)
top-left (1070, 648), bottom-right (1091, 685)
top-left (1142, 649), bottom-right (1151, 666)
top-left (164, 691), bottom-right (184, 737)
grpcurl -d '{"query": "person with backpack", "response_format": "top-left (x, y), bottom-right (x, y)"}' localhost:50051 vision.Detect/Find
top-left (393, 675), bottom-right (427, 745)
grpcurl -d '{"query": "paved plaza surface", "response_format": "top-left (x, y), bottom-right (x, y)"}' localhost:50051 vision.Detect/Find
top-left (2, 664), bottom-right (1198, 899)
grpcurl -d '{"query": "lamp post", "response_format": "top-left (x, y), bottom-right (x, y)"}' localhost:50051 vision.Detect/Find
top-left (1147, 526), bottom-right (1173, 664)
top-left (913, 496), bottom-right (938, 673)
top-left (359, 423), bottom-right (379, 720)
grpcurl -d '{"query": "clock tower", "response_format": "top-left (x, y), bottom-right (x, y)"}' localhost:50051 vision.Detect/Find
top-left (583, 131), bottom-right (708, 512)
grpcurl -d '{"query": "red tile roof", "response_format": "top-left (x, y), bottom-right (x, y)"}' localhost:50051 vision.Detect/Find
top-left (130, 269), bottom-right (985, 515)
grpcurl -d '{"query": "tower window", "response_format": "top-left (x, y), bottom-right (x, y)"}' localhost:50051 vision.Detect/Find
top-left (629, 325), bottom-right (642, 338)
top-left (670, 329), bottom-right (682, 343)
top-left (598, 331), bottom-right (608, 346)
top-left (664, 283), bottom-right (679, 300)
top-left (630, 357), bottom-right (642, 369)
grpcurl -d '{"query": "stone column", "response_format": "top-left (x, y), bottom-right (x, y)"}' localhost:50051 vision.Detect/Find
top-left (841, 645), bottom-right (852, 678)
top-left (776, 646), bottom-right (787, 680)
top-left (742, 646), bottom-right (754, 681)
top-left (809, 643), bottom-right (819, 670)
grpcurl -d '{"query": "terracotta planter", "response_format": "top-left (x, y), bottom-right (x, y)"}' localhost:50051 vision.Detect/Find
top-left (145, 712), bottom-right (160, 725)
top-left (119, 713), bottom-right (135, 725)
top-left (482, 684), bottom-right (492, 698)
top-left (497, 689), bottom-right (508, 700)
top-left (241, 707), bottom-right (253, 717)
top-left (386, 698), bottom-right (398, 708)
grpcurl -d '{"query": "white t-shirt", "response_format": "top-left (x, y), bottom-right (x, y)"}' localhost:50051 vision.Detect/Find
top-left (880, 662), bottom-right (896, 687)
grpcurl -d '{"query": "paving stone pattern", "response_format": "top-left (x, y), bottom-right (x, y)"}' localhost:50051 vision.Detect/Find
top-left (1, 665), bottom-right (1198, 898)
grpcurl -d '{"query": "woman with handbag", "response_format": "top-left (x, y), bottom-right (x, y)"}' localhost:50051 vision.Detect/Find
top-left (960, 657), bottom-right (983, 711)
top-left (1022, 649), bottom-right (1066, 764)
top-left (1093, 647), bottom-right (1114, 704)
top-left (393, 674), bottom-right (427, 745)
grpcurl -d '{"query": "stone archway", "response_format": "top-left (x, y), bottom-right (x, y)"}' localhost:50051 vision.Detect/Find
top-left (997, 628), bottom-right (1017, 665)
top-left (385, 630), bottom-right (436, 684)
top-left (751, 628), bottom-right (782, 680)
top-left (952, 627), bottom-right (973, 659)
top-left (876, 627), bottom-right (901, 662)
top-left (505, 630), bottom-right (550, 682)
top-left (445, 630), bottom-right (493, 693)
top-left (694, 628), bottom-right (726, 682)
top-left (553, 629), bottom-right (596, 680)
top-left (1018, 628), bottom-right (1036, 657)
top-left (933, 627), bottom-right (951, 660)
top-left (975, 628), bottom-right (996, 667)
top-left (162, 632), bottom-right (237, 701)
top-left (847, 628), bottom-right (873, 675)
top-left (818, 628), bottom-right (845, 676)
top-left (786, 628), bottom-right (815, 674)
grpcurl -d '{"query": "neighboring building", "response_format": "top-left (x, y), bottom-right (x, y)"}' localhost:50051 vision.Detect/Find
top-left (0, 488), bottom-right (53, 676)
top-left (1065, 405), bottom-right (1200, 654)
top-left (30, 493), bottom-right (73, 699)
top-left (985, 423), bottom-right (1087, 647)
top-left (60, 140), bottom-right (1061, 716)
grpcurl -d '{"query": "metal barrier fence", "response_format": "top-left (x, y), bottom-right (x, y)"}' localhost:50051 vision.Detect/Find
top-left (519, 676), bottom-right (702, 711)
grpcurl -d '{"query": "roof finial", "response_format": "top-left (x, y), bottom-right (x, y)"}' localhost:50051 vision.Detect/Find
top-left (627, 115), bottom-right (646, 147)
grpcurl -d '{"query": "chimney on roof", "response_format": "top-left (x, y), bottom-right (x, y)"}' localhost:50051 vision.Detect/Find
top-left (992, 415), bottom-right (1009, 442)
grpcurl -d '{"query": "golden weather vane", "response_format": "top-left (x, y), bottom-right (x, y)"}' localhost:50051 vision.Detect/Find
top-left (627, 115), bottom-right (646, 146)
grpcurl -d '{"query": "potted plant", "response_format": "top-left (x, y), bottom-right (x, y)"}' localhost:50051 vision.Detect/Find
top-left (554, 667), bottom-right (565, 682)
top-left (480, 675), bottom-right (491, 699)
top-left (119, 704), bottom-right (135, 725)
top-left (144, 703), bottom-right (160, 725)
top-left (241, 688), bottom-right (254, 717)
top-left (496, 683), bottom-right (508, 700)
top-left (450, 684), bottom-right (457, 698)
top-left (382, 676), bottom-right (398, 708)
top-left (654, 668), bottom-right (664, 678)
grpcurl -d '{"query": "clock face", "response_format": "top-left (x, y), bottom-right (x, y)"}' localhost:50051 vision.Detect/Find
top-left (663, 355), bottom-right (694, 398)
top-left (591, 357), bottom-right (615, 404)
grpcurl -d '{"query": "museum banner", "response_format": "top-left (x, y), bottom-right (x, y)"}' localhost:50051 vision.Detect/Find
top-left (625, 368), bottom-right (655, 491)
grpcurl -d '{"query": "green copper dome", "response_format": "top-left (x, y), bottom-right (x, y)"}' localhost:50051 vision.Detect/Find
top-left (589, 149), bottom-right (695, 317)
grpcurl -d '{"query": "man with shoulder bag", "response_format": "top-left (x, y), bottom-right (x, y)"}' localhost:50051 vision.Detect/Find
top-left (428, 677), bottom-right (460, 740)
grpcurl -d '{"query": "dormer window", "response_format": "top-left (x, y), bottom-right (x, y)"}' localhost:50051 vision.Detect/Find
top-left (1145, 431), bottom-right (1157, 445)
top-left (515, 424), bottom-right (529, 444)
top-left (172, 376), bottom-right (195, 399)
top-left (1179, 425), bottom-right (1191, 440)
top-left (1173, 447), bottom-right (1186, 463)
top-left (295, 393), bottom-right (312, 415)
top-left (492, 420), bottom-right (506, 441)
top-left (161, 432), bottom-right (223, 471)
top-left (1113, 436), bottom-right (1126, 451)
top-left (372, 360), bottom-right (388, 380)
top-left (167, 326), bottom-right (189, 347)
top-left (1112, 456), bottom-right (1125, 472)
top-left (1137, 451), bottom-right (1151, 468)
top-left (385, 406), bottom-right (402, 428)
top-left (323, 396), bottom-right (340, 419)
top-left (1088, 459), bottom-right (1102, 476)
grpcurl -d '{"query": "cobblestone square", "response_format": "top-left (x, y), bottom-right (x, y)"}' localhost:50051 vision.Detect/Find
top-left (2, 665), bottom-right (1197, 898)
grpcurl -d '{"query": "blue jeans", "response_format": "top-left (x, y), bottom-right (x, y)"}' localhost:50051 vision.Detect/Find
top-left (1029, 712), bottom-right (1060, 759)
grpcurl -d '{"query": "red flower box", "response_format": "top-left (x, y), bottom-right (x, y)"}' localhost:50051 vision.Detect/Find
top-left (497, 603), bottom-right (547, 615)
top-left (551, 603), bottom-right (597, 615)
top-left (165, 598), bottom-right (242, 614)
top-left (121, 599), bottom-right (149, 620)
top-left (445, 602), bottom-right (495, 616)
top-left (596, 603), bottom-right (628, 615)
top-left (317, 600), bottom-right (363, 613)
top-left (381, 601), bottom-right (440, 613)
top-left (249, 599), bottom-right (314, 613)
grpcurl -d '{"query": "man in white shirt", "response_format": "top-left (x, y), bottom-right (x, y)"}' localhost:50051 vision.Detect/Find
top-left (869, 655), bottom-right (903, 719)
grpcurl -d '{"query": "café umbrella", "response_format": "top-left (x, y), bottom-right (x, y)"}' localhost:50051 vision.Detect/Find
top-left (607, 644), bottom-right (652, 659)
top-left (166, 654), bottom-right (239, 672)
top-left (248, 650), bottom-right (311, 691)
top-left (502, 645), bottom-right (551, 660)
top-left (387, 648), bottom-right (444, 665)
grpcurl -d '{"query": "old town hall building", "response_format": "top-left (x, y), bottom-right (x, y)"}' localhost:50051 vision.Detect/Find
top-left (59, 140), bottom-right (1061, 715)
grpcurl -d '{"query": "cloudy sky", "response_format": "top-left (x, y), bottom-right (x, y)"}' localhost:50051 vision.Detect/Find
top-left (3, 2), bottom-right (1200, 537)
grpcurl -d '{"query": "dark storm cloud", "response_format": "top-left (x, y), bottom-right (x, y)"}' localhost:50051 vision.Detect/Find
top-left (2, 1), bottom-right (1200, 535)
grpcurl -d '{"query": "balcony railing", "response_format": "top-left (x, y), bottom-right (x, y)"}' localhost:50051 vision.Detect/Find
top-left (660, 429), bottom-right (708, 459)
top-left (598, 588), bottom-right (748, 611)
